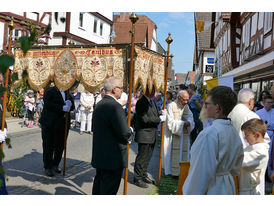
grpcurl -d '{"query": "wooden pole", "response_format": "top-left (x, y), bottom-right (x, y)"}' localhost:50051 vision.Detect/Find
top-left (62, 90), bottom-right (70, 176)
top-left (157, 33), bottom-right (173, 186)
top-left (123, 12), bottom-right (138, 195)
top-left (0, 17), bottom-right (16, 156)
top-left (62, 38), bottom-right (75, 176)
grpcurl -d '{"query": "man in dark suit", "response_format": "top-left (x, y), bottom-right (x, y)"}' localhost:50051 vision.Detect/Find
top-left (39, 83), bottom-right (75, 177)
top-left (91, 77), bottom-right (133, 195)
top-left (133, 86), bottom-right (166, 188)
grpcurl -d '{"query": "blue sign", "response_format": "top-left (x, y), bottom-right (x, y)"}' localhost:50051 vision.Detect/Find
top-left (207, 58), bottom-right (214, 64)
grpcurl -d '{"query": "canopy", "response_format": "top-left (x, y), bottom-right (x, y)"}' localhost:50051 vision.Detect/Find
top-left (13, 44), bottom-right (166, 93)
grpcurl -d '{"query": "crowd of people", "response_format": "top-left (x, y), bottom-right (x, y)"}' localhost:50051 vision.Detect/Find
top-left (0, 76), bottom-right (274, 195)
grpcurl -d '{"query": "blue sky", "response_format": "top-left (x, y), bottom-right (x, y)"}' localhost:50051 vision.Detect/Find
top-left (115, 12), bottom-right (195, 75)
top-left (136, 12), bottom-right (195, 75)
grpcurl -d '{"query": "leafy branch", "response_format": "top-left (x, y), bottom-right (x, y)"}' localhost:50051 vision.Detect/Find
top-left (0, 19), bottom-right (52, 188)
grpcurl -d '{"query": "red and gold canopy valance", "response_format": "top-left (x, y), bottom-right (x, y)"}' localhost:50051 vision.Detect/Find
top-left (13, 44), bottom-right (165, 93)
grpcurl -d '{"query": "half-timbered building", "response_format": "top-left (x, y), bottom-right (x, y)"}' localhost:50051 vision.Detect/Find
top-left (215, 12), bottom-right (274, 98)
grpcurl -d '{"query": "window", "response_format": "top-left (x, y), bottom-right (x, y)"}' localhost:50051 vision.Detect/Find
top-left (251, 13), bottom-right (258, 36)
top-left (100, 23), bottom-right (103, 36)
top-left (244, 19), bottom-right (251, 48)
top-left (93, 19), bottom-right (97, 33)
top-left (264, 12), bottom-right (273, 34)
top-left (79, 12), bottom-right (84, 27)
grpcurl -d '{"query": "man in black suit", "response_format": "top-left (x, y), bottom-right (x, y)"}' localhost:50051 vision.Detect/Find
top-left (39, 83), bottom-right (75, 177)
top-left (133, 86), bottom-right (166, 188)
top-left (91, 77), bottom-right (133, 195)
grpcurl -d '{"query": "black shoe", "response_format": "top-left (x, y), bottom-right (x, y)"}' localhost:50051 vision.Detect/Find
top-left (134, 179), bottom-right (148, 188)
top-left (143, 176), bottom-right (155, 184)
top-left (45, 169), bottom-right (54, 177)
top-left (52, 166), bottom-right (62, 174)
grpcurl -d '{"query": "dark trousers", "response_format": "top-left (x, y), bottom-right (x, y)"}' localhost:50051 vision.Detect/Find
top-left (92, 167), bottom-right (124, 195)
top-left (134, 142), bottom-right (155, 181)
top-left (41, 122), bottom-right (67, 169)
top-left (27, 109), bottom-right (34, 121)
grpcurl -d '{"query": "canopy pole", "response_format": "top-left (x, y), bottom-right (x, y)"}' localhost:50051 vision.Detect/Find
top-left (157, 33), bottom-right (173, 186)
top-left (62, 90), bottom-right (70, 176)
top-left (1, 17), bottom-right (16, 158)
top-left (62, 39), bottom-right (75, 176)
top-left (123, 12), bottom-right (138, 195)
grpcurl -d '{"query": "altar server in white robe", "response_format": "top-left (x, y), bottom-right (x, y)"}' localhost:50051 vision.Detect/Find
top-left (239, 118), bottom-right (269, 195)
top-left (183, 86), bottom-right (244, 195)
top-left (228, 88), bottom-right (270, 194)
top-left (163, 90), bottom-right (194, 176)
top-left (256, 95), bottom-right (274, 180)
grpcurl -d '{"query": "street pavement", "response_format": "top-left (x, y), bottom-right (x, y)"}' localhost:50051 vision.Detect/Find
top-left (3, 117), bottom-right (273, 195)
top-left (2, 117), bottom-right (162, 195)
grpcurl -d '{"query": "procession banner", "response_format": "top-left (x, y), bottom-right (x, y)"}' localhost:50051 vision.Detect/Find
top-left (13, 46), bottom-right (126, 91)
top-left (134, 46), bottom-right (165, 93)
top-left (206, 75), bottom-right (234, 91)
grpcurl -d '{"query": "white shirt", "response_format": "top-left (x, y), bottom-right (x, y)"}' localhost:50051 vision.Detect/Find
top-left (80, 92), bottom-right (94, 112)
top-left (118, 92), bottom-right (128, 109)
top-left (59, 90), bottom-right (65, 102)
top-left (256, 108), bottom-right (274, 139)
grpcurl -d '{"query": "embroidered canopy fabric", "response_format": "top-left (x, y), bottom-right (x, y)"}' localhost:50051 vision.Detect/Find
top-left (134, 46), bottom-right (165, 93)
top-left (13, 44), bottom-right (165, 92)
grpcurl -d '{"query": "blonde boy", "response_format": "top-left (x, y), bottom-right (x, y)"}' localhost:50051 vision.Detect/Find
top-left (240, 118), bottom-right (269, 195)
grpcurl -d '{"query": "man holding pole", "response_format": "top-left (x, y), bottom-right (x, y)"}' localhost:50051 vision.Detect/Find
top-left (91, 77), bottom-right (133, 195)
top-left (39, 83), bottom-right (74, 177)
top-left (133, 85), bottom-right (166, 188)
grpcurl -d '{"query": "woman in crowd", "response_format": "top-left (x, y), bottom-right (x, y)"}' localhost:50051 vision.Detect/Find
top-left (79, 89), bottom-right (94, 135)
top-left (254, 91), bottom-right (270, 112)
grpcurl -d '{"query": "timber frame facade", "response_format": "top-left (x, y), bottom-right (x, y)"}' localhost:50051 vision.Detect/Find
top-left (0, 12), bottom-right (52, 53)
top-left (214, 12), bottom-right (274, 98)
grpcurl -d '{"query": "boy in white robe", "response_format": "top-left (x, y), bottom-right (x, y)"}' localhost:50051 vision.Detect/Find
top-left (239, 118), bottom-right (269, 195)
top-left (183, 86), bottom-right (244, 195)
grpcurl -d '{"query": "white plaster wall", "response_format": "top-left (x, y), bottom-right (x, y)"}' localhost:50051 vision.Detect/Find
top-left (98, 12), bottom-right (113, 21)
top-left (48, 12), bottom-right (68, 46)
top-left (69, 12), bottom-right (111, 44)
top-left (26, 12), bottom-right (38, 21)
top-left (0, 22), bottom-right (4, 51)
top-left (151, 40), bottom-right (157, 51)
top-left (13, 12), bottom-right (24, 16)
top-left (41, 13), bottom-right (50, 25)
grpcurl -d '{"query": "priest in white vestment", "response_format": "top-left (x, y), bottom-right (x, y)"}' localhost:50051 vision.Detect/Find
top-left (183, 86), bottom-right (244, 195)
top-left (228, 88), bottom-right (270, 194)
top-left (163, 90), bottom-right (194, 176)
